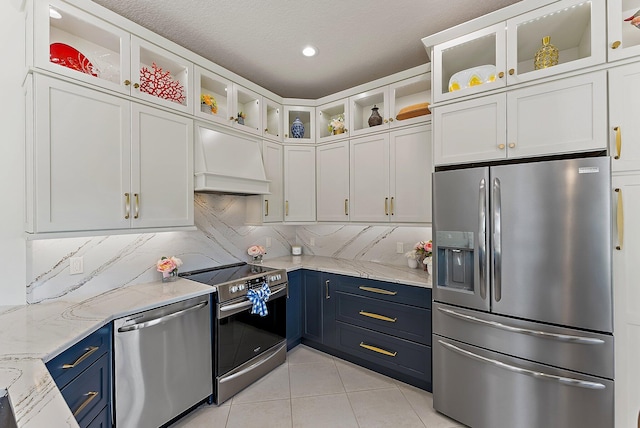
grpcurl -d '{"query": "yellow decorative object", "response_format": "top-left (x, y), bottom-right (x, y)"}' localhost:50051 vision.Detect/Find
top-left (534, 36), bottom-right (559, 70)
top-left (468, 74), bottom-right (483, 87)
top-left (449, 81), bottom-right (461, 92)
top-left (396, 102), bottom-right (431, 121)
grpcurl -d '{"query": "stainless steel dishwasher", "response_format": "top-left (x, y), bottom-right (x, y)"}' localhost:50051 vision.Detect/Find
top-left (114, 295), bottom-right (213, 428)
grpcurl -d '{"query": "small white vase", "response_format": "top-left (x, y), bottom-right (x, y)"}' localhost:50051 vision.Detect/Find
top-left (407, 258), bottom-right (418, 269)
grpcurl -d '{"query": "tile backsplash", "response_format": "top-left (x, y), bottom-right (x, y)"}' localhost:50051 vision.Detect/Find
top-left (26, 194), bottom-right (430, 303)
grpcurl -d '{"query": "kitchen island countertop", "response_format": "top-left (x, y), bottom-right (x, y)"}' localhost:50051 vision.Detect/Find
top-left (0, 278), bottom-right (214, 428)
top-left (261, 255), bottom-right (432, 288)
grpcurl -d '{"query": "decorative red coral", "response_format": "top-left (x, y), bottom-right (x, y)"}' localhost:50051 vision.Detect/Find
top-left (139, 62), bottom-right (186, 104)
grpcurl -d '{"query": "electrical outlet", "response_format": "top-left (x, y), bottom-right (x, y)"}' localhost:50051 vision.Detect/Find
top-left (396, 242), bottom-right (404, 253)
top-left (70, 257), bottom-right (83, 275)
top-left (310, 237), bottom-right (315, 247)
top-left (265, 237), bottom-right (272, 248)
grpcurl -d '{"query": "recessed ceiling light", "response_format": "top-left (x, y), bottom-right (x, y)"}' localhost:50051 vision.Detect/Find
top-left (49, 7), bottom-right (62, 19)
top-left (302, 46), bottom-right (318, 57)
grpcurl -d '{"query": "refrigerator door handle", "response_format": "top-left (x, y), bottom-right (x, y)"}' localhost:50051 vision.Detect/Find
top-left (438, 340), bottom-right (606, 390)
top-left (437, 306), bottom-right (606, 345)
top-left (478, 178), bottom-right (487, 300)
top-left (492, 177), bottom-right (502, 302)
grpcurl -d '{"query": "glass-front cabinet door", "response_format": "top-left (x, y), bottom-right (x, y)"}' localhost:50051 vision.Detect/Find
top-left (349, 87), bottom-right (389, 137)
top-left (608, 0), bottom-right (640, 61)
top-left (33, 0), bottom-right (130, 95)
top-left (432, 23), bottom-right (506, 103)
top-left (263, 98), bottom-right (282, 141)
top-left (506, 0), bottom-right (605, 86)
top-left (317, 99), bottom-right (349, 143)
top-left (388, 74), bottom-right (432, 129)
top-left (284, 106), bottom-right (315, 142)
top-left (232, 85), bottom-right (262, 136)
top-left (194, 66), bottom-right (232, 126)
top-left (131, 36), bottom-right (193, 114)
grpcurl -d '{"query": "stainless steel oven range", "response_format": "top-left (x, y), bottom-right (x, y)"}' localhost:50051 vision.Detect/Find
top-left (180, 263), bottom-right (288, 405)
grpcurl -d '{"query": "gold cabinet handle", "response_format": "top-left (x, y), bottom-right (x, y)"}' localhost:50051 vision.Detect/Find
top-left (358, 286), bottom-right (397, 296)
top-left (229, 116), bottom-right (235, 120)
top-left (133, 83), bottom-right (140, 89)
top-left (389, 118), bottom-right (394, 122)
top-left (508, 68), bottom-right (515, 75)
top-left (264, 128), bottom-right (268, 133)
top-left (344, 199), bottom-right (349, 216)
top-left (124, 193), bottom-right (130, 219)
top-left (284, 133), bottom-right (289, 138)
top-left (390, 197), bottom-right (394, 215)
top-left (384, 197), bottom-right (389, 215)
top-left (359, 310), bottom-right (397, 323)
top-left (134, 193), bottom-right (139, 219)
top-left (285, 200), bottom-right (289, 216)
top-left (498, 71), bottom-right (505, 79)
top-left (614, 126), bottom-right (621, 159)
top-left (325, 280), bottom-right (330, 299)
top-left (498, 144), bottom-right (505, 150)
top-left (124, 80), bottom-right (131, 86)
top-left (384, 119), bottom-right (389, 123)
top-left (73, 391), bottom-right (98, 417)
top-left (508, 143), bottom-right (516, 149)
top-left (359, 342), bottom-right (397, 357)
top-left (615, 188), bottom-right (624, 250)
top-left (265, 199), bottom-right (269, 217)
top-left (62, 346), bottom-right (99, 369)
top-left (612, 41), bottom-right (621, 49)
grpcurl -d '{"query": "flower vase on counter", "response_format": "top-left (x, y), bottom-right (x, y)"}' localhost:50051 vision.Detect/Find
top-left (407, 258), bottom-right (419, 269)
top-left (423, 256), bottom-right (433, 274)
top-left (156, 256), bottom-right (183, 282)
top-left (248, 245), bottom-right (266, 264)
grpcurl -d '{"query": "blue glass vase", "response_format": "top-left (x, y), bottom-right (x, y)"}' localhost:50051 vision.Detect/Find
top-left (291, 117), bottom-right (305, 138)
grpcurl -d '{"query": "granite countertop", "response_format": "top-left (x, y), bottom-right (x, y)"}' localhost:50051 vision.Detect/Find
top-left (261, 255), bottom-right (432, 288)
top-left (0, 279), bottom-right (214, 428)
top-left (0, 256), bottom-right (428, 427)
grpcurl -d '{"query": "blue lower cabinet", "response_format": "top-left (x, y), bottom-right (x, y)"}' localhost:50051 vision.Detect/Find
top-left (302, 270), bottom-right (336, 348)
top-left (286, 270), bottom-right (303, 350)
top-left (46, 325), bottom-right (112, 428)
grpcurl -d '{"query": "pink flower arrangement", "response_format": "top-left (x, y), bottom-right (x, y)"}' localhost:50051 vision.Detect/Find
top-left (405, 240), bottom-right (432, 260)
top-left (156, 256), bottom-right (183, 278)
top-left (247, 245), bottom-right (266, 257)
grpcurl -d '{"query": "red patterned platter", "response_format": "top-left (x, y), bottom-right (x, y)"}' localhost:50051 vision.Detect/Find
top-left (50, 43), bottom-right (98, 77)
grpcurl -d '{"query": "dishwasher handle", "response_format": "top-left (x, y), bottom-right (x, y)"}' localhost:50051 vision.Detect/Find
top-left (117, 300), bottom-right (209, 333)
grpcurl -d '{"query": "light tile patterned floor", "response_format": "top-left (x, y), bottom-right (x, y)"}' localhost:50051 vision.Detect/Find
top-left (171, 345), bottom-right (464, 428)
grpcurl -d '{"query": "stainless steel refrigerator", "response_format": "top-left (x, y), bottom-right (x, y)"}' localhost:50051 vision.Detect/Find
top-left (432, 156), bottom-right (614, 428)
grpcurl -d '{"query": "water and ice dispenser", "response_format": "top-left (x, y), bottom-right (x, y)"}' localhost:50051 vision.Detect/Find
top-left (435, 231), bottom-right (475, 293)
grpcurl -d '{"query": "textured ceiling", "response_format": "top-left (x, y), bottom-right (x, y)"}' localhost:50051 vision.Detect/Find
top-left (92, 0), bottom-right (521, 99)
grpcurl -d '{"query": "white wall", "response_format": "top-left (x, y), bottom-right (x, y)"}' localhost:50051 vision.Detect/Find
top-left (0, 1), bottom-right (27, 305)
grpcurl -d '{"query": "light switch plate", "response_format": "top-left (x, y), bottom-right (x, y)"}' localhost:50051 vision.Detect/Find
top-left (396, 242), bottom-right (404, 253)
top-left (70, 257), bottom-right (83, 275)
top-left (266, 237), bottom-right (272, 248)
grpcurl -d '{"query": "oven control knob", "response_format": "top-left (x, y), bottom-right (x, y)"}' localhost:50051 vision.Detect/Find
top-left (230, 285), bottom-right (238, 293)
top-left (276, 274), bottom-right (282, 280)
top-left (238, 284), bottom-right (245, 291)
top-left (270, 275), bottom-right (276, 282)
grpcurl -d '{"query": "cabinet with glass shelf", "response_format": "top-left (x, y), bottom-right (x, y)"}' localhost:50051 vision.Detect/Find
top-left (263, 98), bottom-right (283, 141)
top-left (317, 99), bottom-right (349, 143)
top-left (430, 0), bottom-right (605, 103)
top-left (283, 106), bottom-right (315, 143)
top-left (194, 66), bottom-right (232, 127)
top-left (388, 74), bottom-right (432, 129)
top-left (608, 0), bottom-right (640, 61)
top-left (32, 0), bottom-right (194, 114)
top-left (349, 87), bottom-right (389, 137)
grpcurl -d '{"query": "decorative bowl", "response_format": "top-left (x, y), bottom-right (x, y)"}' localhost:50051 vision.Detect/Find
top-left (448, 64), bottom-right (497, 92)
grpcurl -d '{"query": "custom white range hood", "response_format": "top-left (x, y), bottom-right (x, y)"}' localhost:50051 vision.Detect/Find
top-left (194, 125), bottom-right (270, 195)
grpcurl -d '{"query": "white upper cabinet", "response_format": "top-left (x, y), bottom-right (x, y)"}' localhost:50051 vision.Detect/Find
top-left (608, 0), bottom-right (640, 62)
top-left (34, 1), bottom-right (194, 114)
top-left (231, 85), bottom-right (262, 136)
top-left (316, 141), bottom-right (350, 221)
top-left (432, 0), bottom-right (605, 103)
top-left (434, 71), bottom-right (606, 165)
top-left (33, 0), bottom-right (131, 95)
top-left (130, 36), bottom-right (194, 114)
top-left (284, 106), bottom-right (315, 142)
top-left (284, 146), bottom-right (316, 222)
top-left (388, 74), bottom-right (432, 129)
top-left (194, 66), bottom-right (233, 127)
top-left (263, 98), bottom-right (283, 141)
top-left (609, 62), bottom-right (640, 172)
top-left (317, 99), bottom-right (349, 143)
top-left (349, 87), bottom-right (390, 137)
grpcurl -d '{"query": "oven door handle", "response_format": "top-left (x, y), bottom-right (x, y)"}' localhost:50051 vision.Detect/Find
top-left (218, 284), bottom-right (287, 319)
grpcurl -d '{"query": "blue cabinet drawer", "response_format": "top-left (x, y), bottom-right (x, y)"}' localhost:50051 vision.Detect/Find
top-left (47, 325), bottom-right (110, 388)
top-left (86, 405), bottom-right (110, 428)
top-left (61, 353), bottom-right (109, 428)
top-left (336, 321), bottom-right (431, 383)
top-left (329, 274), bottom-right (431, 309)
top-left (335, 291), bottom-right (431, 345)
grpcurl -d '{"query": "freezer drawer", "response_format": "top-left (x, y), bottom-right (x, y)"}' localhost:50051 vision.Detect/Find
top-left (433, 336), bottom-right (613, 428)
top-left (432, 302), bottom-right (613, 379)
